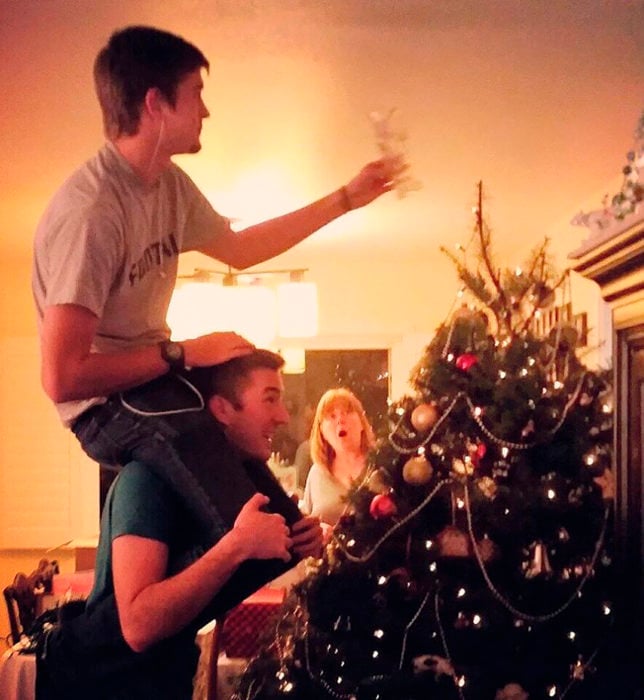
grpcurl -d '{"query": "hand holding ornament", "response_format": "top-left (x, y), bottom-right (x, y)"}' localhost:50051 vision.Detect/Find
top-left (369, 108), bottom-right (422, 198)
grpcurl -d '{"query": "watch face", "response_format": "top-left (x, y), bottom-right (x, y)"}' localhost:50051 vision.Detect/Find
top-left (166, 343), bottom-right (182, 361)
top-left (161, 341), bottom-right (184, 367)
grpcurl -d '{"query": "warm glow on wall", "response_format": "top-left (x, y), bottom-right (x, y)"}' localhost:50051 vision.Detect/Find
top-left (277, 280), bottom-right (318, 337)
top-left (214, 284), bottom-right (277, 346)
top-left (206, 163), bottom-right (297, 229)
top-left (166, 282), bottom-right (216, 341)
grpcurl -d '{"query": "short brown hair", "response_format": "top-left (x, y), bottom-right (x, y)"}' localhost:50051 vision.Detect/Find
top-left (94, 25), bottom-right (209, 139)
top-left (310, 388), bottom-right (375, 471)
top-left (202, 349), bottom-right (285, 409)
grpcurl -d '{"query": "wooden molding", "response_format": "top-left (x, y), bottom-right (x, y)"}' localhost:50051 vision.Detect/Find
top-left (570, 217), bottom-right (644, 328)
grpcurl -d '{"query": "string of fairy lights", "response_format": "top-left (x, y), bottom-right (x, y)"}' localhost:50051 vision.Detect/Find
top-left (387, 368), bottom-right (587, 457)
top-left (235, 354), bottom-right (610, 698)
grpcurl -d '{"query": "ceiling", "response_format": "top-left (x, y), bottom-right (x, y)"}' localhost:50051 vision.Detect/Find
top-left (1, 0), bottom-right (642, 270)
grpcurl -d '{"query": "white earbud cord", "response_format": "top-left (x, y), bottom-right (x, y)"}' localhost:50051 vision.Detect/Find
top-left (119, 373), bottom-right (205, 417)
top-left (146, 116), bottom-right (165, 177)
top-left (124, 107), bottom-right (202, 416)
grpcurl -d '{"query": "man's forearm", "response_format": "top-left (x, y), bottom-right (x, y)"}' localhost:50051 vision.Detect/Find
top-left (200, 158), bottom-right (393, 270)
top-left (41, 305), bottom-right (255, 404)
top-left (204, 188), bottom-right (349, 270)
top-left (116, 495), bottom-right (294, 653)
top-left (116, 530), bottom-right (247, 653)
top-left (40, 303), bottom-right (173, 404)
top-left (42, 345), bottom-right (170, 403)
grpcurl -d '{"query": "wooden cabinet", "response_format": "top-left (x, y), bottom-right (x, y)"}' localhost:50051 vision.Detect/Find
top-left (570, 214), bottom-right (644, 674)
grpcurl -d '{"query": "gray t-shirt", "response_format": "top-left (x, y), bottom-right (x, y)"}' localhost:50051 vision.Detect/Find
top-left (32, 142), bottom-right (230, 426)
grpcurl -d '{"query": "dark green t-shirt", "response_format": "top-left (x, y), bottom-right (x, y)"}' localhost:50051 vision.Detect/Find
top-left (89, 460), bottom-right (205, 611)
top-left (39, 462), bottom-right (207, 700)
top-left (38, 456), bottom-right (302, 699)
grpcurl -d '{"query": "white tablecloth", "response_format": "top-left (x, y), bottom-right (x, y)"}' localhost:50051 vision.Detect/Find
top-left (0, 642), bottom-right (36, 700)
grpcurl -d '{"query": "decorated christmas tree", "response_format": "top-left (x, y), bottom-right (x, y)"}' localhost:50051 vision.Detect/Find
top-left (233, 183), bottom-right (617, 700)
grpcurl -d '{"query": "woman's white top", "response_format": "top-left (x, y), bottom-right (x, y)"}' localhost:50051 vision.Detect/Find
top-left (302, 463), bottom-right (349, 526)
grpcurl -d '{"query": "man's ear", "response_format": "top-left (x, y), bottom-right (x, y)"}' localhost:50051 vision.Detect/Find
top-left (208, 394), bottom-right (235, 426)
top-left (143, 87), bottom-right (169, 120)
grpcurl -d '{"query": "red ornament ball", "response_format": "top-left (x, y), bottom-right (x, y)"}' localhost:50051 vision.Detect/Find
top-left (410, 403), bottom-right (440, 432)
top-left (436, 525), bottom-right (470, 557)
top-left (369, 492), bottom-right (398, 519)
top-left (467, 441), bottom-right (487, 468)
top-left (455, 353), bottom-right (479, 371)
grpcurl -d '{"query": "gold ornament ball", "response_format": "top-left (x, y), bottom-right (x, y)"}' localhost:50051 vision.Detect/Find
top-left (366, 468), bottom-right (390, 494)
top-left (402, 455), bottom-right (434, 485)
top-left (451, 457), bottom-right (474, 477)
top-left (411, 403), bottom-right (439, 432)
top-left (452, 305), bottom-right (476, 321)
top-left (477, 476), bottom-right (497, 499)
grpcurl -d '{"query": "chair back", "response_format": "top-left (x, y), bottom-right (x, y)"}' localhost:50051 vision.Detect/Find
top-left (193, 617), bottom-right (223, 700)
top-left (3, 559), bottom-right (58, 645)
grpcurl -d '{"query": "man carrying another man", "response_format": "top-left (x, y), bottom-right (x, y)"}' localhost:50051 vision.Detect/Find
top-left (37, 349), bottom-right (322, 699)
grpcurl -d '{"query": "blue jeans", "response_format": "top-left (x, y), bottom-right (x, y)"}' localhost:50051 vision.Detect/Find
top-left (71, 372), bottom-right (230, 545)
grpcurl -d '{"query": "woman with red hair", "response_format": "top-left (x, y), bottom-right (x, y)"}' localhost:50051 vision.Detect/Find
top-left (303, 388), bottom-right (375, 541)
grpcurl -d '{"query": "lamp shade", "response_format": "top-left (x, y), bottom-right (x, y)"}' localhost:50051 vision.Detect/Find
top-left (166, 282), bottom-right (219, 341)
top-left (277, 281), bottom-right (318, 338)
top-left (215, 285), bottom-right (277, 346)
top-left (280, 347), bottom-right (306, 374)
top-left (167, 282), bottom-right (277, 346)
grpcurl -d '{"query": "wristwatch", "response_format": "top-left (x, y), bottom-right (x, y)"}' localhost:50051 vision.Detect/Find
top-left (158, 340), bottom-right (185, 372)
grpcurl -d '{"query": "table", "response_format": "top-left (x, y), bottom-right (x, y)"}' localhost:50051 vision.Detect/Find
top-left (0, 642), bottom-right (249, 700)
top-left (0, 571), bottom-right (94, 700)
top-left (221, 585), bottom-right (285, 658)
top-left (0, 641), bottom-right (36, 700)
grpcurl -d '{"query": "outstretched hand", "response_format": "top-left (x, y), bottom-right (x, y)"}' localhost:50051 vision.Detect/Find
top-left (233, 493), bottom-right (293, 562)
top-left (343, 156), bottom-right (408, 209)
top-left (183, 331), bottom-right (254, 367)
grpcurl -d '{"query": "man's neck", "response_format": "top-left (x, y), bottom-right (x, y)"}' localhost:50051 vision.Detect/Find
top-left (112, 134), bottom-right (171, 187)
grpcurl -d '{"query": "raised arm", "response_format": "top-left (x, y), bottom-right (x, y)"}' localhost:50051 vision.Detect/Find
top-left (40, 304), bottom-right (253, 403)
top-left (198, 158), bottom-right (396, 270)
top-left (113, 493), bottom-right (292, 652)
